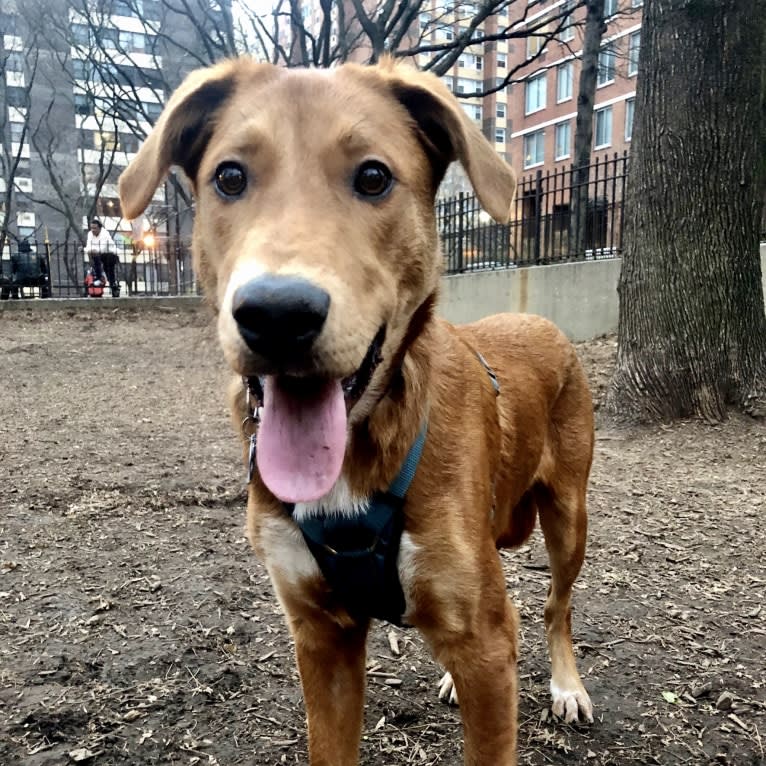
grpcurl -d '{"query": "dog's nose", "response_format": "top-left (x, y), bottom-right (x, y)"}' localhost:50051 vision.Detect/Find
top-left (232, 275), bottom-right (330, 361)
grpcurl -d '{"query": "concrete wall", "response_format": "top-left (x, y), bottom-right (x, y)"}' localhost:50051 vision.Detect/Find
top-left (439, 244), bottom-right (766, 342)
top-left (3, 246), bottom-right (765, 343)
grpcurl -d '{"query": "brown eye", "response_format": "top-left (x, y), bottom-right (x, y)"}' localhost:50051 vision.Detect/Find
top-left (353, 160), bottom-right (393, 199)
top-left (214, 162), bottom-right (247, 198)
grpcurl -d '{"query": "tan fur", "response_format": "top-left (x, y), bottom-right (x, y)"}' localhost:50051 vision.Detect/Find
top-left (120, 57), bottom-right (594, 766)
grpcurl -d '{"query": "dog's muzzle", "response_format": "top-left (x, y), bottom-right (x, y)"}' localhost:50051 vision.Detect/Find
top-left (232, 275), bottom-right (330, 366)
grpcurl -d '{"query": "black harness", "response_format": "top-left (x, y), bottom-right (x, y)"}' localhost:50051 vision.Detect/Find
top-left (285, 425), bottom-right (426, 625)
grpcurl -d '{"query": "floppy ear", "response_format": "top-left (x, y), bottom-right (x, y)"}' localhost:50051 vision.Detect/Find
top-left (118, 61), bottom-right (240, 221)
top-left (381, 59), bottom-right (516, 223)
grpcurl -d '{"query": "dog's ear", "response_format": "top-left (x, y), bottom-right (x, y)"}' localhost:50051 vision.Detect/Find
top-left (381, 60), bottom-right (516, 223)
top-left (118, 62), bottom-right (240, 221)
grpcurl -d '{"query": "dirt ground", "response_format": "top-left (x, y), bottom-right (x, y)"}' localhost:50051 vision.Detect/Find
top-left (1, 304), bottom-right (764, 766)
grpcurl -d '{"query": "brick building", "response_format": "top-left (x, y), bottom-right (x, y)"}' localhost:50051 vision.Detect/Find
top-left (507, 0), bottom-right (642, 174)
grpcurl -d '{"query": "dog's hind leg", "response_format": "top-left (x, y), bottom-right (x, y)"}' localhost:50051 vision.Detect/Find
top-left (289, 614), bottom-right (369, 766)
top-left (537, 480), bottom-right (593, 724)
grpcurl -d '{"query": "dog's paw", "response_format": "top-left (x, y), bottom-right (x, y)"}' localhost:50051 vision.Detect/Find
top-left (550, 681), bottom-right (593, 724)
top-left (437, 671), bottom-right (459, 706)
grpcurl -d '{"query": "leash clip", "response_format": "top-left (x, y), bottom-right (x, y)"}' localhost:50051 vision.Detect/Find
top-left (242, 377), bottom-right (263, 484)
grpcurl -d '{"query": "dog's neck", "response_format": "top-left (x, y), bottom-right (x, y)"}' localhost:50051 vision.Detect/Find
top-left (342, 297), bottom-right (437, 498)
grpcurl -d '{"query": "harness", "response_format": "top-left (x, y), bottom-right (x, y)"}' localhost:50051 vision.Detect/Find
top-left (242, 349), bottom-right (498, 625)
top-left (286, 425), bottom-right (426, 625)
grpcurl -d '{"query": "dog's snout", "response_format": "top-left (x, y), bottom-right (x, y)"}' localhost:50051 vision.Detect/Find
top-left (232, 275), bottom-right (330, 360)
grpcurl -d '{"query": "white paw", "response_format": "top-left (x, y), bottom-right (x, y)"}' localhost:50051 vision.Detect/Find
top-left (438, 671), bottom-right (459, 705)
top-left (550, 681), bottom-right (593, 724)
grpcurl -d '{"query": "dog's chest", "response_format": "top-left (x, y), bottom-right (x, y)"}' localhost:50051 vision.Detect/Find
top-left (257, 478), bottom-right (417, 625)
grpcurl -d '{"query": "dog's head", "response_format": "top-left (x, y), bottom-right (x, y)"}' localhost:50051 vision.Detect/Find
top-left (119, 57), bottom-right (515, 503)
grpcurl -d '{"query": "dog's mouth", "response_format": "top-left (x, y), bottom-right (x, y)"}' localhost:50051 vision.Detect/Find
top-left (249, 326), bottom-right (386, 504)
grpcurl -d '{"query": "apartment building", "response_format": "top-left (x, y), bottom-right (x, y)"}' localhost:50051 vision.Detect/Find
top-left (0, 0), bottom-right (217, 248)
top-left (507, 0), bottom-right (643, 175)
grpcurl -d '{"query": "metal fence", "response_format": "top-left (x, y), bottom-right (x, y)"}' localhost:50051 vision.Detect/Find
top-left (1, 153), bottom-right (631, 300)
top-left (437, 152), bottom-right (629, 274)
top-left (0, 240), bottom-right (197, 300)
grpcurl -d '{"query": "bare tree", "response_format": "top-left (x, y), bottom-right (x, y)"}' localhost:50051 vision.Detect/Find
top-left (605, 0), bottom-right (766, 422)
top-left (569, 0), bottom-right (605, 255)
top-left (0, 22), bottom-right (41, 254)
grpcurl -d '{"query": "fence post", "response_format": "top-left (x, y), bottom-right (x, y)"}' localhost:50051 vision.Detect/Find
top-left (533, 170), bottom-right (543, 265)
top-left (457, 192), bottom-right (465, 272)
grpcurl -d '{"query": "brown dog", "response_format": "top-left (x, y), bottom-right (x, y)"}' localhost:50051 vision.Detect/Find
top-left (119, 57), bottom-right (594, 766)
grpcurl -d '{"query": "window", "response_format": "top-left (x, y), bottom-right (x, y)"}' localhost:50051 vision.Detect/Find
top-left (72, 59), bottom-right (90, 81)
top-left (98, 28), bottom-right (120, 49)
top-left (120, 31), bottom-right (146, 51)
top-left (456, 77), bottom-right (481, 94)
top-left (6, 52), bottom-right (24, 73)
top-left (496, 102), bottom-right (506, 119)
top-left (594, 105), bottom-right (613, 148)
top-left (625, 98), bottom-right (635, 140)
top-left (597, 44), bottom-right (616, 86)
top-left (96, 197), bottom-right (122, 217)
top-left (459, 53), bottom-right (482, 70)
top-left (6, 87), bottom-right (26, 108)
top-left (460, 103), bottom-right (482, 121)
top-left (145, 102), bottom-right (163, 121)
top-left (559, 0), bottom-right (575, 42)
top-left (525, 72), bottom-right (546, 114)
top-left (122, 133), bottom-right (139, 153)
top-left (628, 32), bottom-right (640, 76)
top-left (497, 52), bottom-right (507, 68)
top-left (71, 23), bottom-right (90, 45)
top-left (10, 122), bottom-right (26, 141)
top-left (74, 93), bottom-right (94, 116)
top-left (495, 128), bottom-right (506, 143)
top-left (113, 1), bottom-right (136, 17)
top-left (419, 12), bottom-right (431, 30)
top-left (0, 12), bottom-right (17, 34)
top-left (95, 131), bottom-right (120, 151)
top-left (527, 35), bottom-right (543, 57)
top-left (555, 122), bottom-right (571, 159)
top-left (556, 61), bottom-right (573, 102)
top-left (604, 0), bottom-right (618, 16)
top-left (438, 27), bottom-right (454, 41)
top-left (523, 130), bottom-right (545, 168)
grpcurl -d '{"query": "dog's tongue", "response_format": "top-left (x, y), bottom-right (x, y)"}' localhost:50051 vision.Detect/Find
top-left (256, 377), bottom-right (347, 503)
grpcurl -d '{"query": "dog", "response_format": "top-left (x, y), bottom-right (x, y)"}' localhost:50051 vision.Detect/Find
top-left (119, 56), bottom-right (594, 766)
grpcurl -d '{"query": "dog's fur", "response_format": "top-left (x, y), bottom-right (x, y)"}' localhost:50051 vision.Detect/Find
top-left (119, 57), bottom-right (594, 766)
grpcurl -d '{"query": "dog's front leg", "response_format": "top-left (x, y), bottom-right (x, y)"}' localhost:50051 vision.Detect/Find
top-left (290, 613), bottom-right (369, 766)
top-left (420, 577), bottom-right (519, 765)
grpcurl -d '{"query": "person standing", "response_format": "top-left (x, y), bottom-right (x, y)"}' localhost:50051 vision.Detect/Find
top-left (84, 218), bottom-right (120, 297)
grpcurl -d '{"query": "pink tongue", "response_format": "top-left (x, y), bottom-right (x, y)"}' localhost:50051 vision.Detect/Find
top-left (256, 377), bottom-right (347, 503)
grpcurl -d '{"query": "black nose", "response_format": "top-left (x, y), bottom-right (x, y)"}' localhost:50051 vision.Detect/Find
top-left (232, 275), bottom-right (330, 362)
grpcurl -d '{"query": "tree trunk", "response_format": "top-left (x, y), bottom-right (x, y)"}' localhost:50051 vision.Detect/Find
top-left (605, 0), bottom-right (766, 422)
top-left (570, 0), bottom-right (605, 255)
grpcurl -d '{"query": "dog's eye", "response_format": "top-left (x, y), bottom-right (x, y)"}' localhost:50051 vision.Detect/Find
top-left (214, 162), bottom-right (247, 198)
top-left (353, 161), bottom-right (393, 199)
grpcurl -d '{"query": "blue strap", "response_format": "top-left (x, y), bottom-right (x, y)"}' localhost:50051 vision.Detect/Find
top-left (388, 422), bottom-right (427, 499)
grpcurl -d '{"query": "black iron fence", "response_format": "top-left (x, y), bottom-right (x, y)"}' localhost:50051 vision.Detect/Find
top-left (0, 240), bottom-right (197, 299)
top-left (437, 152), bottom-right (629, 274)
top-left (1, 153), bottom-right (631, 300)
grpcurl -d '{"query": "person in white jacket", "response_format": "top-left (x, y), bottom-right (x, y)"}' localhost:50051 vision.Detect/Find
top-left (84, 218), bottom-right (120, 297)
